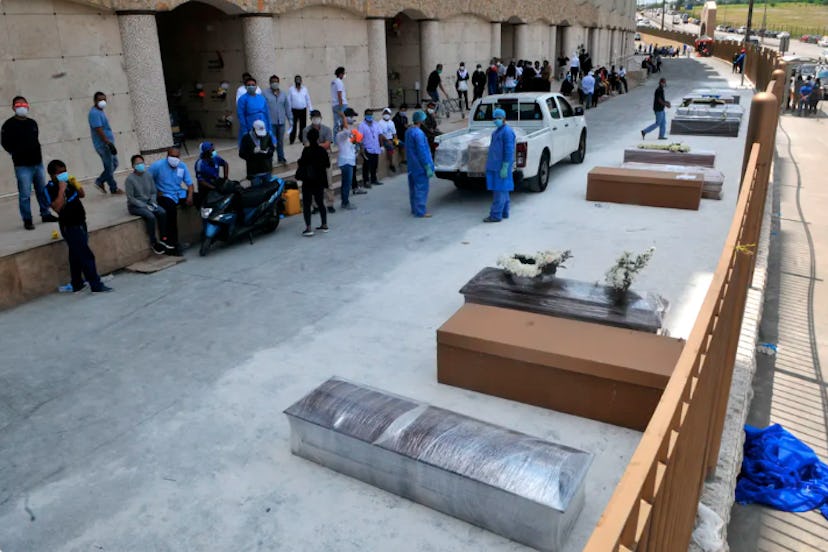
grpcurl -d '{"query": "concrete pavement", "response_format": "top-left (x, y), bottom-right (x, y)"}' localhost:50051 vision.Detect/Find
top-left (727, 106), bottom-right (828, 550)
top-left (0, 56), bottom-right (754, 552)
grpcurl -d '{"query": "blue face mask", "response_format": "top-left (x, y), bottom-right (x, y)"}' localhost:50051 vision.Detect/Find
top-left (134, 163), bottom-right (146, 173)
top-left (56, 171), bottom-right (70, 182)
top-left (365, 115), bottom-right (373, 122)
top-left (494, 119), bottom-right (504, 128)
top-left (211, 150), bottom-right (218, 159)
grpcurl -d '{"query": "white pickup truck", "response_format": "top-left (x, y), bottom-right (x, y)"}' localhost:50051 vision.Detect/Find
top-left (433, 92), bottom-right (587, 192)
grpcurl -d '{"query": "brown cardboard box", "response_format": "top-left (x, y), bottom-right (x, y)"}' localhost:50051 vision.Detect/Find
top-left (586, 166), bottom-right (704, 210)
top-left (436, 304), bottom-right (685, 430)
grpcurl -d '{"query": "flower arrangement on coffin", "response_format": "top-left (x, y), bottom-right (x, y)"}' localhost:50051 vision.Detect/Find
top-left (636, 142), bottom-right (691, 153)
top-left (497, 250), bottom-right (573, 280)
top-left (604, 247), bottom-right (655, 303)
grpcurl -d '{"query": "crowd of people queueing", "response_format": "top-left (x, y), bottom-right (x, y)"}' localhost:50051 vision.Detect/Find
top-left (556, 47), bottom-right (629, 110)
top-left (788, 71), bottom-right (823, 116)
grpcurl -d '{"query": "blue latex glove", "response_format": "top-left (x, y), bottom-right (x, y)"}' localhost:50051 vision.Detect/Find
top-left (426, 166), bottom-right (434, 178)
top-left (499, 162), bottom-right (509, 179)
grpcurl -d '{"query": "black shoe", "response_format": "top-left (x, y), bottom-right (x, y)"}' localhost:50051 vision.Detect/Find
top-left (389, 165), bottom-right (397, 173)
top-left (353, 188), bottom-right (368, 195)
top-left (327, 206), bottom-right (336, 214)
top-left (482, 216), bottom-right (501, 223)
top-left (363, 182), bottom-right (372, 189)
top-left (315, 225), bottom-right (329, 233)
top-left (91, 284), bottom-right (114, 293)
top-left (640, 131), bottom-right (646, 140)
top-left (94, 180), bottom-right (106, 194)
top-left (372, 181), bottom-right (384, 186)
top-left (41, 214), bottom-right (59, 223)
top-left (657, 136), bottom-right (669, 140)
top-left (24, 220), bottom-right (35, 230)
top-left (167, 247), bottom-right (183, 257)
top-left (160, 240), bottom-right (175, 251)
top-left (152, 242), bottom-right (166, 255)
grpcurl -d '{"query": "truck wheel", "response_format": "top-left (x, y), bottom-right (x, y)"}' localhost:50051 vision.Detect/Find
top-left (529, 150), bottom-right (551, 192)
top-left (571, 131), bottom-right (587, 164)
top-left (453, 177), bottom-right (473, 191)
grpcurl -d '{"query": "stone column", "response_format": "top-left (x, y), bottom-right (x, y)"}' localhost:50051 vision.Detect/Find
top-left (419, 20), bottom-right (440, 92)
top-left (241, 14), bottom-right (277, 86)
top-left (490, 21), bottom-right (502, 60)
top-left (563, 25), bottom-right (581, 57)
top-left (549, 25), bottom-right (558, 61)
top-left (117, 12), bottom-right (173, 155)
top-left (367, 18), bottom-right (388, 108)
top-left (514, 23), bottom-right (529, 61)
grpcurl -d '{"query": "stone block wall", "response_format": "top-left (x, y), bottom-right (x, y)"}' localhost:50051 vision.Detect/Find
top-left (0, 0), bottom-right (140, 197)
top-left (386, 14), bottom-right (421, 93)
top-left (433, 15), bottom-right (492, 91)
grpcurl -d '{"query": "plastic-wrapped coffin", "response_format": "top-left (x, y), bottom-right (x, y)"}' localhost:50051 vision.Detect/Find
top-left (284, 377), bottom-right (593, 552)
top-left (683, 88), bottom-right (741, 105)
top-left (675, 104), bottom-right (745, 120)
top-left (623, 147), bottom-right (716, 167)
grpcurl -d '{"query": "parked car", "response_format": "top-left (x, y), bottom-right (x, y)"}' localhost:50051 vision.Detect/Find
top-left (634, 32), bottom-right (642, 41)
top-left (736, 26), bottom-right (747, 35)
top-left (801, 35), bottom-right (819, 44)
top-left (434, 93), bottom-right (587, 193)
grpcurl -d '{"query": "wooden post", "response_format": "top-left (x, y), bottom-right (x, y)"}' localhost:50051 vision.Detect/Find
top-left (741, 92), bottom-right (778, 187)
top-left (771, 68), bottom-right (786, 109)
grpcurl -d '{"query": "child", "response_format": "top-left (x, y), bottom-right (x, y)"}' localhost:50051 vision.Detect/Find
top-left (45, 159), bottom-right (112, 293)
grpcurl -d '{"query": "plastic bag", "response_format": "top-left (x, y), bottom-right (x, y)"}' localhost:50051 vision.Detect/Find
top-left (691, 503), bottom-right (726, 552)
top-left (735, 424), bottom-right (828, 519)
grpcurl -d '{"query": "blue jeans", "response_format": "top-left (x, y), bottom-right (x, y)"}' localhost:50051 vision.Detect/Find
top-left (60, 223), bottom-right (103, 291)
top-left (642, 110), bottom-right (667, 139)
top-left (333, 103), bottom-right (347, 133)
top-left (339, 164), bottom-right (354, 206)
top-left (272, 123), bottom-right (286, 162)
top-left (489, 190), bottom-right (510, 221)
top-left (14, 164), bottom-right (51, 222)
top-left (95, 146), bottom-right (119, 191)
top-left (584, 92), bottom-right (594, 109)
top-left (408, 172), bottom-right (430, 216)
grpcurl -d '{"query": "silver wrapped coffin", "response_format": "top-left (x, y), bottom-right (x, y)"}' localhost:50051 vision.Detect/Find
top-left (671, 104), bottom-right (744, 137)
top-left (285, 378), bottom-right (593, 551)
top-left (682, 88), bottom-right (741, 105)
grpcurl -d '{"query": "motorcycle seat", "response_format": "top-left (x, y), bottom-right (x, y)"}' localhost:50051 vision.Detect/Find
top-left (239, 183), bottom-right (279, 207)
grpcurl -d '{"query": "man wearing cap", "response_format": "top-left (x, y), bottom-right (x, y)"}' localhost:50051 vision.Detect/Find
top-left (148, 147), bottom-right (193, 255)
top-left (404, 110), bottom-right (434, 218)
top-left (239, 120), bottom-right (275, 185)
top-left (483, 108), bottom-right (515, 223)
top-left (194, 142), bottom-right (229, 201)
top-left (378, 107), bottom-right (399, 173)
top-left (1, 95), bottom-right (58, 229)
top-left (237, 76), bottom-right (271, 147)
top-left (262, 75), bottom-right (291, 165)
top-left (302, 111), bottom-right (336, 213)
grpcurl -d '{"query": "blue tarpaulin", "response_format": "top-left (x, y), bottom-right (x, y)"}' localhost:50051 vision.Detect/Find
top-left (735, 424), bottom-right (828, 519)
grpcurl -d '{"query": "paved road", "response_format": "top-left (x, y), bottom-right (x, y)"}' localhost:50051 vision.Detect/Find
top-left (727, 108), bottom-right (828, 550)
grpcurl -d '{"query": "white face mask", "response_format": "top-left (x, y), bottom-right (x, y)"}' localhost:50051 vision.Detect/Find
top-left (14, 106), bottom-right (28, 117)
top-left (255, 127), bottom-right (267, 137)
top-left (427, 108), bottom-right (435, 114)
top-left (346, 116), bottom-right (356, 124)
top-left (382, 114), bottom-right (391, 121)
top-left (97, 100), bottom-right (107, 109)
top-left (311, 117), bottom-right (322, 126)
top-left (167, 156), bottom-right (180, 168)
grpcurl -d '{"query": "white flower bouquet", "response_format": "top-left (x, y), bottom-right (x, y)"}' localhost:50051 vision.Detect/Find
top-left (498, 250), bottom-right (573, 279)
top-left (604, 247), bottom-right (656, 295)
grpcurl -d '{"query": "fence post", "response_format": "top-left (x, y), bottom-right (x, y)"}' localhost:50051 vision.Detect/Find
top-left (771, 69), bottom-right (786, 110)
top-left (740, 92), bottom-right (778, 188)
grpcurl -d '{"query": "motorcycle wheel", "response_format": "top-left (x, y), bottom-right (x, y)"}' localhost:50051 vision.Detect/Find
top-left (199, 237), bottom-right (213, 257)
top-left (261, 207), bottom-right (280, 234)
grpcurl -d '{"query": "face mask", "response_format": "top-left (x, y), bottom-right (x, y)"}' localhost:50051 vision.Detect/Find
top-left (382, 114), bottom-right (391, 121)
top-left (437, 70), bottom-right (442, 75)
top-left (365, 115), bottom-right (373, 122)
top-left (295, 79), bottom-right (301, 85)
top-left (97, 100), bottom-right (107, 109)
top-left (255, 127), bottom-right (267, 137)
top-left (220, 82), bottom-right (230, 90)
top-left (56, 171), bottom-right (70, 183)
top-left (460, 66), bottom-right (465, 70)
top-left (14, 106), bottom-right (28, 117)
top-left (427, 108), bottom-right (435, 114)
top-left (167, 156), bottom-right (180, 168)
top-left (400, 111), bottom-right (407, 115)
top-left (494, 119), bottom-right (504, 128)
top-left (346, 117), bottom-right (356, 124)
top-left (312, 117), bottom-right (322, 126)
top-left (211, 150), bottom-right (218, 159)
top-left (477, 66), bottom-right (482, 71)
top-left (134, 163), bottom-right (146, 173)
top-left (246, 85), bottom-right (256, 94)
top-left (270, 82), bottom-right (279, 90)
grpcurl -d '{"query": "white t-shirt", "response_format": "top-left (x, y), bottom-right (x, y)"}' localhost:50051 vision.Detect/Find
top-left (378, 119), bottom-right (396, 140)
top-left (330, 77), bottom-right (347, 106)
top-left (570, 57), bottom-right (580, 69)
top-left (335, 128), bottom-right (356, 166)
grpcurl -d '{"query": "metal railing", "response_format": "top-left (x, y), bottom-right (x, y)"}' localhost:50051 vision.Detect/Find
top-left (583, 66), bottom-right (783, 552)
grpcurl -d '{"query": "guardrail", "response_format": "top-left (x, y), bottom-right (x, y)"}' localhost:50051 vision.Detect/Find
top-left (583, 66), bottom-right (783, 551)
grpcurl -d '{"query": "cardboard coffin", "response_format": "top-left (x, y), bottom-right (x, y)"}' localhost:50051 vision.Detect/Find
top-left (623, 147), bottom-right (716, 167)
top-left (437, 304), bottom-right (685, 431)
top-left (621, 161), bottom-right (724, 199)
top-left (586, 166), bottom-right (704, 210)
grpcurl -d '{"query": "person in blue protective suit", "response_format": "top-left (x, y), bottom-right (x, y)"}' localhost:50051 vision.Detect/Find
top-left (194, 141), bottom-right (229, 204)
top-left (236, 76), bottom-right (271, 147)
top-left (404, 110), bottom-right (434, 218)
top-left (483, 108), bottom-right (515, 222)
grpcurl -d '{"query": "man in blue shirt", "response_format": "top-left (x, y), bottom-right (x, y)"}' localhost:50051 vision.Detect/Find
top-left (194, 141), bottom-right (229, 199)
top-left (581, 71), bottom-right (596, 109)
top-left (358, 109), bottom-right (384, 187)
top-left (149, 147), bottom-right (193, 255)
top-left (88, 91), bottom-right (122, 194)
top-left (262, 75), bottom-right (292, 165)
top-left (798, 79), bottom-right (814, 117)
top-left (237, 76), bottom-right (271, 147)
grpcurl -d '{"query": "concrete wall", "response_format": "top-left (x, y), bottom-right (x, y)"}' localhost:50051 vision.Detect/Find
top-left (501, 24), bottom-right (515, 61)
top-left (524, 21), bottom-right (552, 62)
top-left (272, 6), bottom-right (370, 116)
top-left (434, 15), bottom-right (492, 91)
top-left (0, 0), bottom-right (140, 197)
top-left (156, 2), bottom-right (244, 142)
